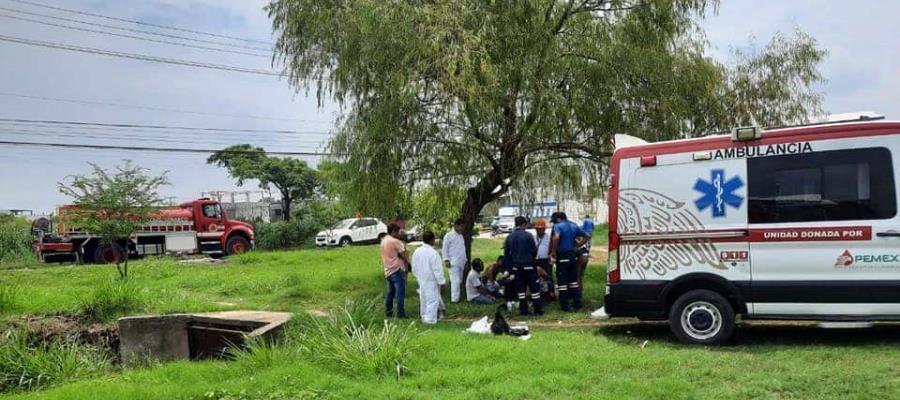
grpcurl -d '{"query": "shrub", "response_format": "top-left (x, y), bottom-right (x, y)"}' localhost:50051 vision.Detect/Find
top-left (284, 299), bottom-right (418, 378)
top-left (254, 201), bottom-right (346, 251)
top-left (0, 215), bottom-right (35, 266)
top-left (0, 285), bottom-right (21, 314)
top-left (0, 331), bottom-right (111, 393)
top-left (253, 221), bottom-right (318, 251)
top-left (78, 279), bottom-right (147, 322)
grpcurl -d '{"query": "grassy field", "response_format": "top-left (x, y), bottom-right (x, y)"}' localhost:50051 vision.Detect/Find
top-left (1, 239), bottom-right (899, 399)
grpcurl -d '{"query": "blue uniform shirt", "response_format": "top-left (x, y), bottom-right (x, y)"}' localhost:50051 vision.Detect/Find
top-left (503, 228), bottom-right (538, 267)
top-left (553, 220), bottom-right (586, 253)
top-left (582, 218), bottom-right (595, 235)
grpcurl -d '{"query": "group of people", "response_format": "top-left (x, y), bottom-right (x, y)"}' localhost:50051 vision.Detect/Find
top-left (379, 213), bottom-right (595, 324)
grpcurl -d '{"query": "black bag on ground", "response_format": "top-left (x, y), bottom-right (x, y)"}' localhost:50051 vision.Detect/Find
top-left (490, 307), bottom-right (510, 335)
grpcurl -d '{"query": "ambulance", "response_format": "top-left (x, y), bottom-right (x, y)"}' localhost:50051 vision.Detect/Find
top-left (602, 113), bottom-right (900, 344)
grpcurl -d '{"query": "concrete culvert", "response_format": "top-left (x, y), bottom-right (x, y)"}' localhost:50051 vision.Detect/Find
top-left (117, 311), bottom-right (291, 365)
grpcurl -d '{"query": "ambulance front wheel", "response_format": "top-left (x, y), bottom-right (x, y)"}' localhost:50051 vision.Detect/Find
top-left (669, 289), bottom-right (735, 345)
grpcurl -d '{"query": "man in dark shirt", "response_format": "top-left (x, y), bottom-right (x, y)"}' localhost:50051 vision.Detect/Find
top-left (504, 216), bottom-right (542, 316)
top-left (550, 212), bottom-right (590, 312)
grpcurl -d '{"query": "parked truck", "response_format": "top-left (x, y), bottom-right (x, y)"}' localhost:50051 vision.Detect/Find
top-left (32, 198), bottom-right (255, 264)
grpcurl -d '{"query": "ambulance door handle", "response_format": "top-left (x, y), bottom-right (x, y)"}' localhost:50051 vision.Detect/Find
top-left (876, 231), bottom-right (900, 237)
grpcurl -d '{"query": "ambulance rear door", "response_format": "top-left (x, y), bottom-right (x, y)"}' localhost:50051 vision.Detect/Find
top-left (617, 147), bottom-right (750, 286)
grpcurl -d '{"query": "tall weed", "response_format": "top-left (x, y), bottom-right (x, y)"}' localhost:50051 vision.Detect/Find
top-left (78, 278), bottom-right (148, 321)
top-left (0, 331), bottom-right (111, 393)
top-left (0, 285), bottom-right (21, 314)
top-left (0, 215), bottom-right (35, 267)
top-left (285, 299), bottom-right (418, 378)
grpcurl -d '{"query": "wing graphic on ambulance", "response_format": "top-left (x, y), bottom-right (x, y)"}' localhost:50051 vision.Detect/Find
top-left (618, 188), bottom-right (725, 279)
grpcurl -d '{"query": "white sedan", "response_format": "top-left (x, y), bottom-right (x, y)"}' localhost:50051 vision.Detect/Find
top-left (315, 218), bottom-right (388, 247)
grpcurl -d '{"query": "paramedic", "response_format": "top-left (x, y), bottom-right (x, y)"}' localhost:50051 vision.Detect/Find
top-left (442, 219), bottom-right (468, 303)
top-left (550, 212), bottom-right (590, 312)
top-left (504, 216), bottom-right (542, 316)
top-left (381, 223), bottom-right (409, 318)
top-left (411, 231), bottom-right (445, 324)
top-left (533, 219), bottom-right (554, 301)
top-left (484, 256), bottom-right (517, 309)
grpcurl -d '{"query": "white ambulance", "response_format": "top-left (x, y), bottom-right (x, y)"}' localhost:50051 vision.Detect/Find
top-left (602, 114), bottom-right (900, 344)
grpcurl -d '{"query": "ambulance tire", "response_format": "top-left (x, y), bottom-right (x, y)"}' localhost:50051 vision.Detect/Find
top-left (669, 289), bottom-right (735, 345)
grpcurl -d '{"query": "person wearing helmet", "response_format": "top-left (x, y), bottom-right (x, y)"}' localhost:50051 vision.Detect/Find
top-left (533, 219), bottom-right (554, 302)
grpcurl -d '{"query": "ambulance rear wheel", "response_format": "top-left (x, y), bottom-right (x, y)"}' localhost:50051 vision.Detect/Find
top-left (94, 243), bottom-right (125, 265)
top-left (669, 289), bottom-right (735, 345)
top-left (225, 236), bottom-right (251, 255)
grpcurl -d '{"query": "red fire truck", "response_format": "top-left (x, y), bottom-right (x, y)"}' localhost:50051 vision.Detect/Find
top-left (32, 198), bottom-right (255, 264)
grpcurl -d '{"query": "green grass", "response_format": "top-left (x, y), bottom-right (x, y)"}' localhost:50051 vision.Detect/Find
top-left (1, 238), bottom-right (899, 399)
top-left (0, 332), bottom-right (110, 393)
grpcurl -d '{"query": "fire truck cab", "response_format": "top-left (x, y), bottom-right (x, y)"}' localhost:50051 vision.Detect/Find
top-left (602, 114), bottom-right (900, 344)
top-left (33, 198), bottom-right (255, 264)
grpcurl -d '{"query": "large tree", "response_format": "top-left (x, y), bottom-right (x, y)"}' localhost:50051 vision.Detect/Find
top-left (267, 0), bottom-right (825, 255)
top-left (208, 145), bottom-right (320, 221)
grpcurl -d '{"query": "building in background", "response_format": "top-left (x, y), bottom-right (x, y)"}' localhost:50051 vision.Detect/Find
top-left (201, 190), bottom-right (284, 223)
top-left (497, 194), bottom-right (609, 225)
top-left (0, 209), bottom-right (34, 217)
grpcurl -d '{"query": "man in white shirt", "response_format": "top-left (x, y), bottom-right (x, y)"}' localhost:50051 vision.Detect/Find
top-left (412, 231), bottom-right (445, 324)
top-left (442, 218), bottom-right (468, 303)
top-left (465, 259), bottom-right (494, 304)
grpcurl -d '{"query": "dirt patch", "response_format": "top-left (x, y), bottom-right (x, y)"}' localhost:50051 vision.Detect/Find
top-left (306, 309), bottom-right (329, 317)
top-left (589, 247), bottom-right (608, 263)
top-left (10, 314), bottom-right (119, 359)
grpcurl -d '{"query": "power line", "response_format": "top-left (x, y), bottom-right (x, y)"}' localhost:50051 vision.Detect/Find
top-left (0, 139), bottom-right (333, 156)
top-left (0, 12), bottom-right (271, 58)
top-left (0, 123), bottom-right (334, 143)
top-left (0, 129), bottom-right (329, 148)
top-left (0, 5), bottom-right (273, 53)
top-left (7, 0), bottom-right (274, 46)
top-left (0, 92), bottom-right (324, 123)
top-left (0, 34), bottom-right (282, 76)
top-left (0, 118), bottom-right (332, 135)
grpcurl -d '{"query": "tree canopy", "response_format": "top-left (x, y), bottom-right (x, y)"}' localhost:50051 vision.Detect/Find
top-left (58, 161), bottom-right (169, 278)
top-left (268, 0), bottom-right (826, 253)
top-left (207, 145), bottom-right (320, 221)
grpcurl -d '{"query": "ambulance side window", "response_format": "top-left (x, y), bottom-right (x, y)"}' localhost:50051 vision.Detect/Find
top-left (748, 147), bottom-right (896, 223)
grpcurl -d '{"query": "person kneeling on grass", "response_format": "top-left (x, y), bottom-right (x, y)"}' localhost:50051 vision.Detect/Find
top-left (465, 258), bottom-right (495, 305)
top-left (412, 231), bottom-right (445, 324)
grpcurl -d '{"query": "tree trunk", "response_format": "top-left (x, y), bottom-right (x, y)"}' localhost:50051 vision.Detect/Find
top-left (459, 170), bottom-right (508, 279)
top-left (282, 193), bottom-right (292, 222)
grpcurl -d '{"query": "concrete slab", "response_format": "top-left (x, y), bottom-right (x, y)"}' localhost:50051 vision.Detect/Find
top-left (118, 310), bottom-right (292, 365)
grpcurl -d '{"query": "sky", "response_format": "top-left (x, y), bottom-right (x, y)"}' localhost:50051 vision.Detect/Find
top-left (1, 0), bottom-right (898, 214)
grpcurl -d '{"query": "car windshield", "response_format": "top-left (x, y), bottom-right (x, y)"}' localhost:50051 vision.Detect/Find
top-left (331, 219), bottom-right (355, 230)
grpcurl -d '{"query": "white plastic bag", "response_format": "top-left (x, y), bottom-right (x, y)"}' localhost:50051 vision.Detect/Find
top-left (465, 316), bottom-right (491, 334)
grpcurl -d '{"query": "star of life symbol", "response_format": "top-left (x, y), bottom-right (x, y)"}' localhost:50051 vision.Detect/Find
top-left (693, 169), bottom-right (744, 218)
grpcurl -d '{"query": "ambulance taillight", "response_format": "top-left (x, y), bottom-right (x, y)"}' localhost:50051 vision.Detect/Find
top-left (608, 231), bottom-right (620, 283)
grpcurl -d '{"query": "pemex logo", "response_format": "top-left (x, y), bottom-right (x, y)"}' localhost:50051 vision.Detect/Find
top-left (835, 249), bottom-right (854, 267)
